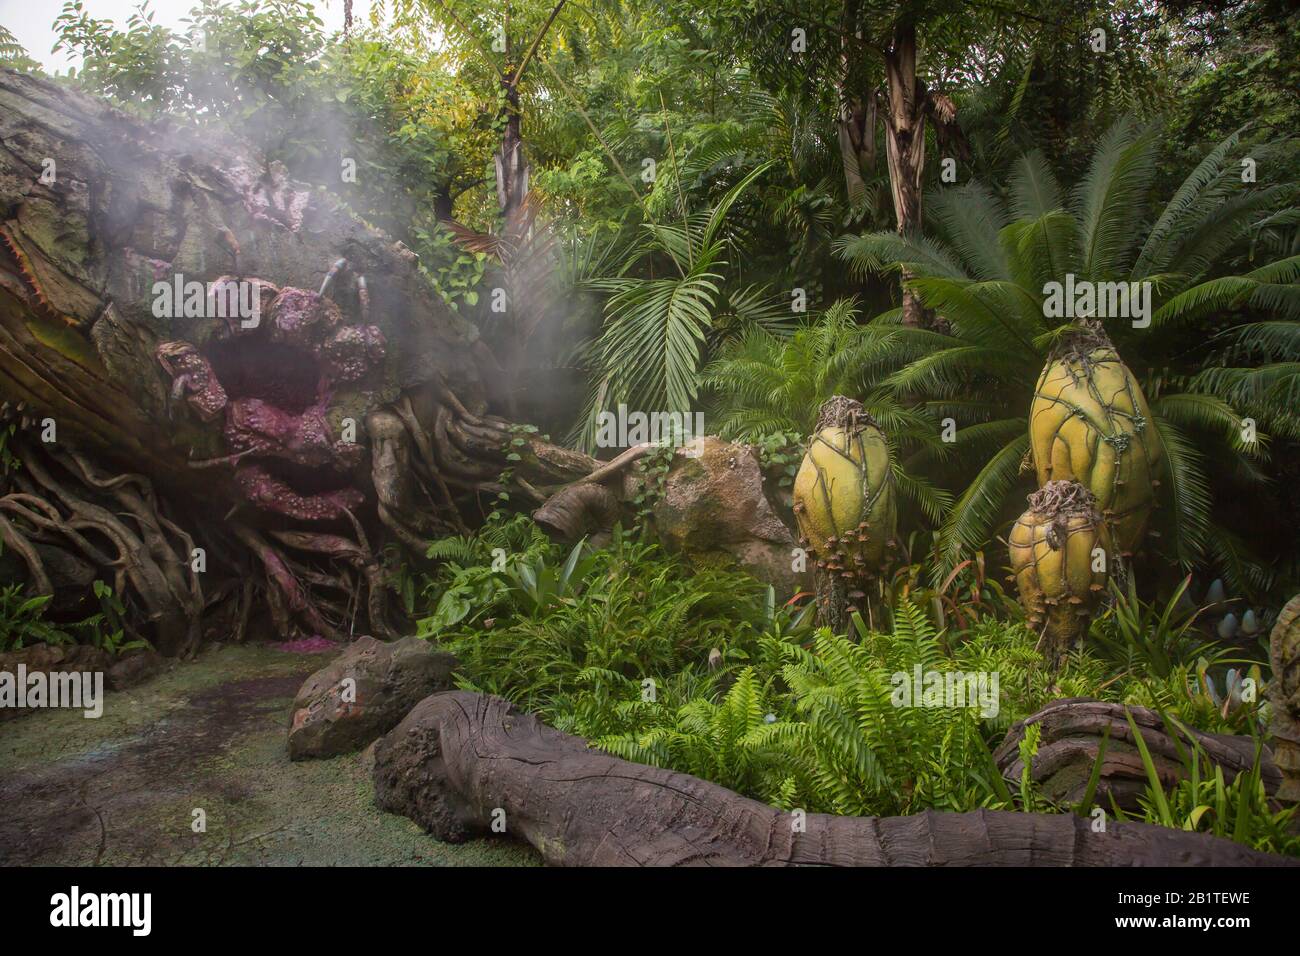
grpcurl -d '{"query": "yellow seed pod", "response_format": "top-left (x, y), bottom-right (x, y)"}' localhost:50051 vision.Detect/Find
top-left (1009, 480), bottom-right (1112, 667)
top-left (1030, 324), bottom-right (1163, 555)
top-left (792, 397), bottom-right (896, 627)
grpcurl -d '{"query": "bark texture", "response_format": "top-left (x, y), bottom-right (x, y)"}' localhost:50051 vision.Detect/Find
top-left (373, 690), bottom-right (1294, 866)
top-left (0, 69), bottom-right (488, 482)
top-left (0, 69), bottom-right (603, 644)
top-left (1271, 594), bottom-right (1300, 802)
top-left (882, 23), bottom-right (928, 328)
top-left (995, 698), bottom-right (1281, 814)
top-left (875, 22), bottom-right (967, 329)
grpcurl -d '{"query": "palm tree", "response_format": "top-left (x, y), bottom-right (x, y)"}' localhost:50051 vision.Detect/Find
top-left (834, 118), bottom-right (1299, 591)
top-left (570, 161), bottom-right (788, 450)
top-left (563, 67), bottom-right (897, 453)
top-left (705, 298), bottom-right (874, 437)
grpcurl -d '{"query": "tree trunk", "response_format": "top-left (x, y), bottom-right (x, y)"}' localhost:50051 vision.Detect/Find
top-left (0, 69), bottom-right (601, 647)
top-left (838, 94), bottom-right (877, 210)
top-left (994, 698), bottom-right (1283, 814)
top-left (372, 690), bottom-right (1295, 866)
top-left (494, 81), bottom-right (529, 225)
top-left (836, 0), bottom-right (874, 212)
top-left (882, 22), bottom-right (928, 328)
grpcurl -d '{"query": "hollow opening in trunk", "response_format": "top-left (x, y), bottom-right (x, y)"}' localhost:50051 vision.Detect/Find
top-left (256, 457), bottom-right (354, 497)
top-left (204, 339), bottom-right (321, 414)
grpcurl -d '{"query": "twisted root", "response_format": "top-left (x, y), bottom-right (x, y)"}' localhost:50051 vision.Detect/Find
top-left (0, 435), bottom-right (202, 655)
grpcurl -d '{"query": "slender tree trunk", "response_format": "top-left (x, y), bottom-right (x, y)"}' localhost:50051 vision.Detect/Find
top-left (480, 4), bottom-right (567, 408)
top-left (838, 95), bottom-right (876, 208)
top-left (881, 21), bottom-right (929, 328)
top-left (491, 1), bottom-right (567, 227)
top-left (494, 82), bottom-right (529, 224)
top-left (836, 0), bottom-right (874, 211)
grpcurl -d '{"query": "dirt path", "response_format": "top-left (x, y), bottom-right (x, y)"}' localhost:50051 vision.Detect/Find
top-left (0, 644), bottom-right (538, 866)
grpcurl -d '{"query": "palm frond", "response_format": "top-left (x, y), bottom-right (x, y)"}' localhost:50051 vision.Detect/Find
top-left (934, 433), bottom-right (1031, 579)
top-left (833, 231), bottom-right (971, 281)
top-left (1153, 392), bottom-right (1264, 458)
top-left (1009, 149), bottom-right (1064, 219)
top-left (1133, 127), bottom-right (1245, 278)
top-left (928, 182), bottom-right (1012, 280)
top-left (1073, 118), bottom-right (1158, 280)
top-left (1152, 255), bottom-right (1300, 328)
top-left (1151, 418), bottom-right (1214, 571)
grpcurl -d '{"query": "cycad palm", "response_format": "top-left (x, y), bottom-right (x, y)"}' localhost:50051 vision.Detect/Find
top-left (704, 298), bottom-right (879, 436)
top-left (835, 118), bottom-right (1299, 588)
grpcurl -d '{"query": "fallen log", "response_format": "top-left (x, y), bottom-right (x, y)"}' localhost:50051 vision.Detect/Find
top-left (372, 690), bottom-right (1295, 866)
top-left (0, 69), bottom-right (610, 642)
top-left (994, 698), bottom-right (1282, 814)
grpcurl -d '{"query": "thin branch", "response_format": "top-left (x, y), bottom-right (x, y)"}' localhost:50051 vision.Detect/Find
top-left (430, 0), bottom-right (503, 71)
top-left (512, 0), bottom-right (568, 84)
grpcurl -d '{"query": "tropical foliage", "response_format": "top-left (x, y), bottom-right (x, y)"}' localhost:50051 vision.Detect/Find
top-left (401, 518), bottom-right (1287, 853)
top-left (7, 0), bottom-right (1299, 857)
top-left (831, 120), bottom-right (1298, 589)
top-left (35, 5), bottom-right (1300, 594)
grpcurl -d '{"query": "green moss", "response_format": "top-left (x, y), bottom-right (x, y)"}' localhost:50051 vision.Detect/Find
top-left (0, 644), bottom-right (538, 866)
top-left (26, 315), bottom-right (99, 366)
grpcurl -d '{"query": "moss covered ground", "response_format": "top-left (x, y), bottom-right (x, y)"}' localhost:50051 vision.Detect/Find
top-left (0, 643), bottom-right (538, 866)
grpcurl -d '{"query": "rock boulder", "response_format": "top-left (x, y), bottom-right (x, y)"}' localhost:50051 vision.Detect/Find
top-left (287, 635), bottom-right (457, 760)
top-left (651, 437), bottom-right (810, 598)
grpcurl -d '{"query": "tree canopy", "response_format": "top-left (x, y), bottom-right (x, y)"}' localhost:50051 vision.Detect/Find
top-left (10, 0), bottom-right (1298, 599)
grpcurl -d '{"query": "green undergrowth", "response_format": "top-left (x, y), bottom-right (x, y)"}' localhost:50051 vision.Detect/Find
top-left (0, 580), bottom-right (146, 655)
top-left (407, 516), bottom-right (1293, 855)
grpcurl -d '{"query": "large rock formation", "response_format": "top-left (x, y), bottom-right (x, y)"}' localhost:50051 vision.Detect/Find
top-left (1271, 595), bottom-right (1300, 802)
top-left (651, 437), bottom-right (809, 598)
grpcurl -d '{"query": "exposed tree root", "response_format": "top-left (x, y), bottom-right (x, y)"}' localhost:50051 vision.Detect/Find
top-left (0, 433), bottom-right (202, 654)
top-left (230, 524), bottom-right (343, 641)
top-left (532, 483), bottom-right (623, 540)
top-left (994, 698), bottom-right (1282, 813)
top-left (0, 388), bottom-right (656, 647)
top-left (0, 70), bottom-right (683, 646)
top-left (373, 691), bottom-right (1296, 867)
